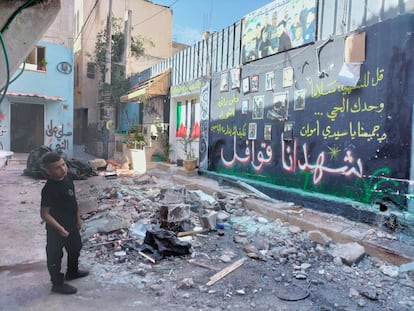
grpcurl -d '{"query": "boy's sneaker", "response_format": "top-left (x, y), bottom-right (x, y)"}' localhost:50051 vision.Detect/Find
top-left (65, 270), bottom-right (89, 281)
top-left (51, 283), bottom-right (77, 295)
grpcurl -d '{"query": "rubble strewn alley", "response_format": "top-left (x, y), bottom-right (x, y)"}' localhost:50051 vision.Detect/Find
top-left (1, 160), bottom-right (414, 311)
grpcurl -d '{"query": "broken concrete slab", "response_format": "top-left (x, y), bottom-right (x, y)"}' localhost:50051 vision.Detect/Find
top-left (188, 190), bottom-right (220, 211)
top-left (81, 210), bottom-right (135, 242)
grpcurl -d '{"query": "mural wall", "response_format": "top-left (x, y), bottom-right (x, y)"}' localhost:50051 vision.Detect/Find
top-left (208, 14), bottom-right (414, 211)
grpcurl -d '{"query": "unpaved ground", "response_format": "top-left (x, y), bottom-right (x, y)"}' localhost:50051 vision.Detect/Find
top-left (1, 164), bottom-right (414, 311)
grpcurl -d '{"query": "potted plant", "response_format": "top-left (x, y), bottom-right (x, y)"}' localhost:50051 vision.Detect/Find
top-left (124, 127), bottom-right (147, 173)
top-left (180, 135), bottom-right (197, 171)
top-left (38, 59), bottom-right (47, 71)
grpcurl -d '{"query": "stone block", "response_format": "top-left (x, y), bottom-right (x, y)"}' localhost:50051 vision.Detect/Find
top-left (160, 204), bottom-right (191, 223)
top-left (330, 242), bottom-right (366, 266)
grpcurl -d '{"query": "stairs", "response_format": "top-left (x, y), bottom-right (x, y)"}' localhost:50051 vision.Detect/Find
top-left (4, 153), bottom-right (28, 167)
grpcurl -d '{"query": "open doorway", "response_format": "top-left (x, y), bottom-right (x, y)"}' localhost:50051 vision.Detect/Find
top-left (11, 103), bottom-right (44, 153)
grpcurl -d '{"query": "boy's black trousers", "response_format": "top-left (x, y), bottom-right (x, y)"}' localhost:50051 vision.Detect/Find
top-left (46, 228), bottom-right (82, 285)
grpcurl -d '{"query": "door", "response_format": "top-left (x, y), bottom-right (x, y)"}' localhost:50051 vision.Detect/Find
top-left (11, 103), bottom-right (44, 152)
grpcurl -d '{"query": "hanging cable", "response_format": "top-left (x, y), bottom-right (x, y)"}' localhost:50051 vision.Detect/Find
top-left (1, 0), bottom-right (36, 33)
top-left (73, 0), bottom-right (100, 43)
top-left (0, 32), bottom-right (10, 104)
top-left (0, 0), bottom-right (36, 104)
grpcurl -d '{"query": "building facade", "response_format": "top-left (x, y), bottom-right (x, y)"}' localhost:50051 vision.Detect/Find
top-left (0, 0), bottom-right (75, 156)
top-left (73, 0), bottom-right (174, 153)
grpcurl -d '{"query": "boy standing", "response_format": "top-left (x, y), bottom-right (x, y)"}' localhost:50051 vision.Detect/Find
top-left (40, 152), bottom-right (89, 294)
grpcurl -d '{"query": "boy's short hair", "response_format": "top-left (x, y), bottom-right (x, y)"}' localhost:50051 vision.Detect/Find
top-left (41, 152), bottom-right (62, 168)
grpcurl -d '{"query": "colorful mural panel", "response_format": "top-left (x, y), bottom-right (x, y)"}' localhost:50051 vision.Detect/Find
top-left (241, 0), bottom-right (317, 63)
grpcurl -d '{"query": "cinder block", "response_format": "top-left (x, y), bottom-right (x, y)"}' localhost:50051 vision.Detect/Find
top-left (199, 211), bottom-right (218, 229)
top-left (160, 204), bottom-right (191, 223)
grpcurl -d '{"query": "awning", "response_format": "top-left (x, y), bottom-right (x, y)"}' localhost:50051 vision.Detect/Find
top-left (6, 91), bottom-right (64, 102)
top-left (120, 68), bottom-right (171, 103)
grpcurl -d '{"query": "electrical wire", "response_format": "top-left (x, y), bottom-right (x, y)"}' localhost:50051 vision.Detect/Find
top-left (132, 0), bottom-right (179, 28)
top-left (73, 0), bottom-right (100, 43)
top-left (1, 0), bottom-right (36, 33)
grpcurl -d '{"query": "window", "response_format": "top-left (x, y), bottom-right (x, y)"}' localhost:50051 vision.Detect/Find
top-left (25, 46), bottom-right (46, 71)
top-left (86, 62), bottom-right (96, 79)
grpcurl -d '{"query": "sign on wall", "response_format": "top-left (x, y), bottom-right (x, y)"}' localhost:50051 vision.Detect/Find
top-left (241, 0), bottom-right (317, 63)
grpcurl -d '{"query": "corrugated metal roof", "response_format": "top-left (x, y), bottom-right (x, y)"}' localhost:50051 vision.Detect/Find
top-left (6, 91), bottom-right (64, 102)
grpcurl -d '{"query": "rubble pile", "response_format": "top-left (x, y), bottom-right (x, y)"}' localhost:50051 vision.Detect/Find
top-left (77, 172), bottom-right (414, 310)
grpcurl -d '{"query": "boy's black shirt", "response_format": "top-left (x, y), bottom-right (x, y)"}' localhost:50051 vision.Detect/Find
top-left (41, 176), bottom-right (78, 231)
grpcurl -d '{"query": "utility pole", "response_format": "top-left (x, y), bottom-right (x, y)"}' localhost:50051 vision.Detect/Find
top-left (102, 0), bottom-right (113, 159)
top-left (123, 10), bottom-right (132, 78)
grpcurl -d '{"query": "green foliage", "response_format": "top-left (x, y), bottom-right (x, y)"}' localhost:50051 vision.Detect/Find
top-left (126, 126), bottom-right (147, 149)
top-left (88, 16), bottom-right (155, 105)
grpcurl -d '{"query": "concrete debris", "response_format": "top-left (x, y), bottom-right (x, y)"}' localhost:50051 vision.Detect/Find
top-left (82, 210), bottom-right (135, 242)
top-left (70, 168), bottom-right (414, 309)
top-left (329, 242), bottom-right (366, 266)
top-left (380, 264), bottom-right (399, 278)
top-left (289, 225), bottom-right (302, 234)
top-left (199, 211), bottom-right (218, 229)
top-left (177, 277), bottom-right (195, 289)
top-left (88, 158), bottom-right (107, 170)
top-left (399, 260), bottom-right (414, 273)
top-left (307, 230), bottom-right (332, 245)
top-left (160, 204), bottom-right (191, 223)
top-left (188, 190), bottom-right (220, 210)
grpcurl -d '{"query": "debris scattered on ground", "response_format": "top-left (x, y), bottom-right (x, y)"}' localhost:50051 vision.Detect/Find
top-left (74, 168), bottom-right (414, 310)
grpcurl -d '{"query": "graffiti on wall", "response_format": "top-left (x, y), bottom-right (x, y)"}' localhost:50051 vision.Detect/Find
top-left (199, 81), bottom-right (210, 169)
top-left (210, 58), bottom-right (406, 207)
top-left (303, 68), bottom-right (387, 142)
top-left (45, 120), bottom-right (72, 152)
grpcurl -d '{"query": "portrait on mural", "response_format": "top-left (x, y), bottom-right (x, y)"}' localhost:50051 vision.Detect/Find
top-left (294, 89), bottom-right (306, 110)
top-left (265, 71), bottom-right (274, 91)
top-left (220, 72), bottom-right (229, 91)
top-left (267, 92), bottom-right (288, 121)
top-left (248, 122), bottom-right (257, 140)
top-left (251, 75), bottom-right (259, 92)
top-left (231, 68), bottom-right (241, 89)
top-left (283, 66), bottom-right (294, 88)
top-left (241, 0), bottom-right (317, 64)
top-left (252, 95), bottom-right (264, 119)
top-left (264, 124), bottom-right (272, 140)
top-left (241, 99), bottom-right (249, 114)
top-left (283, 121), bottom-right (294, 141)
top-left (242, 76), bottom-right (250, 94)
